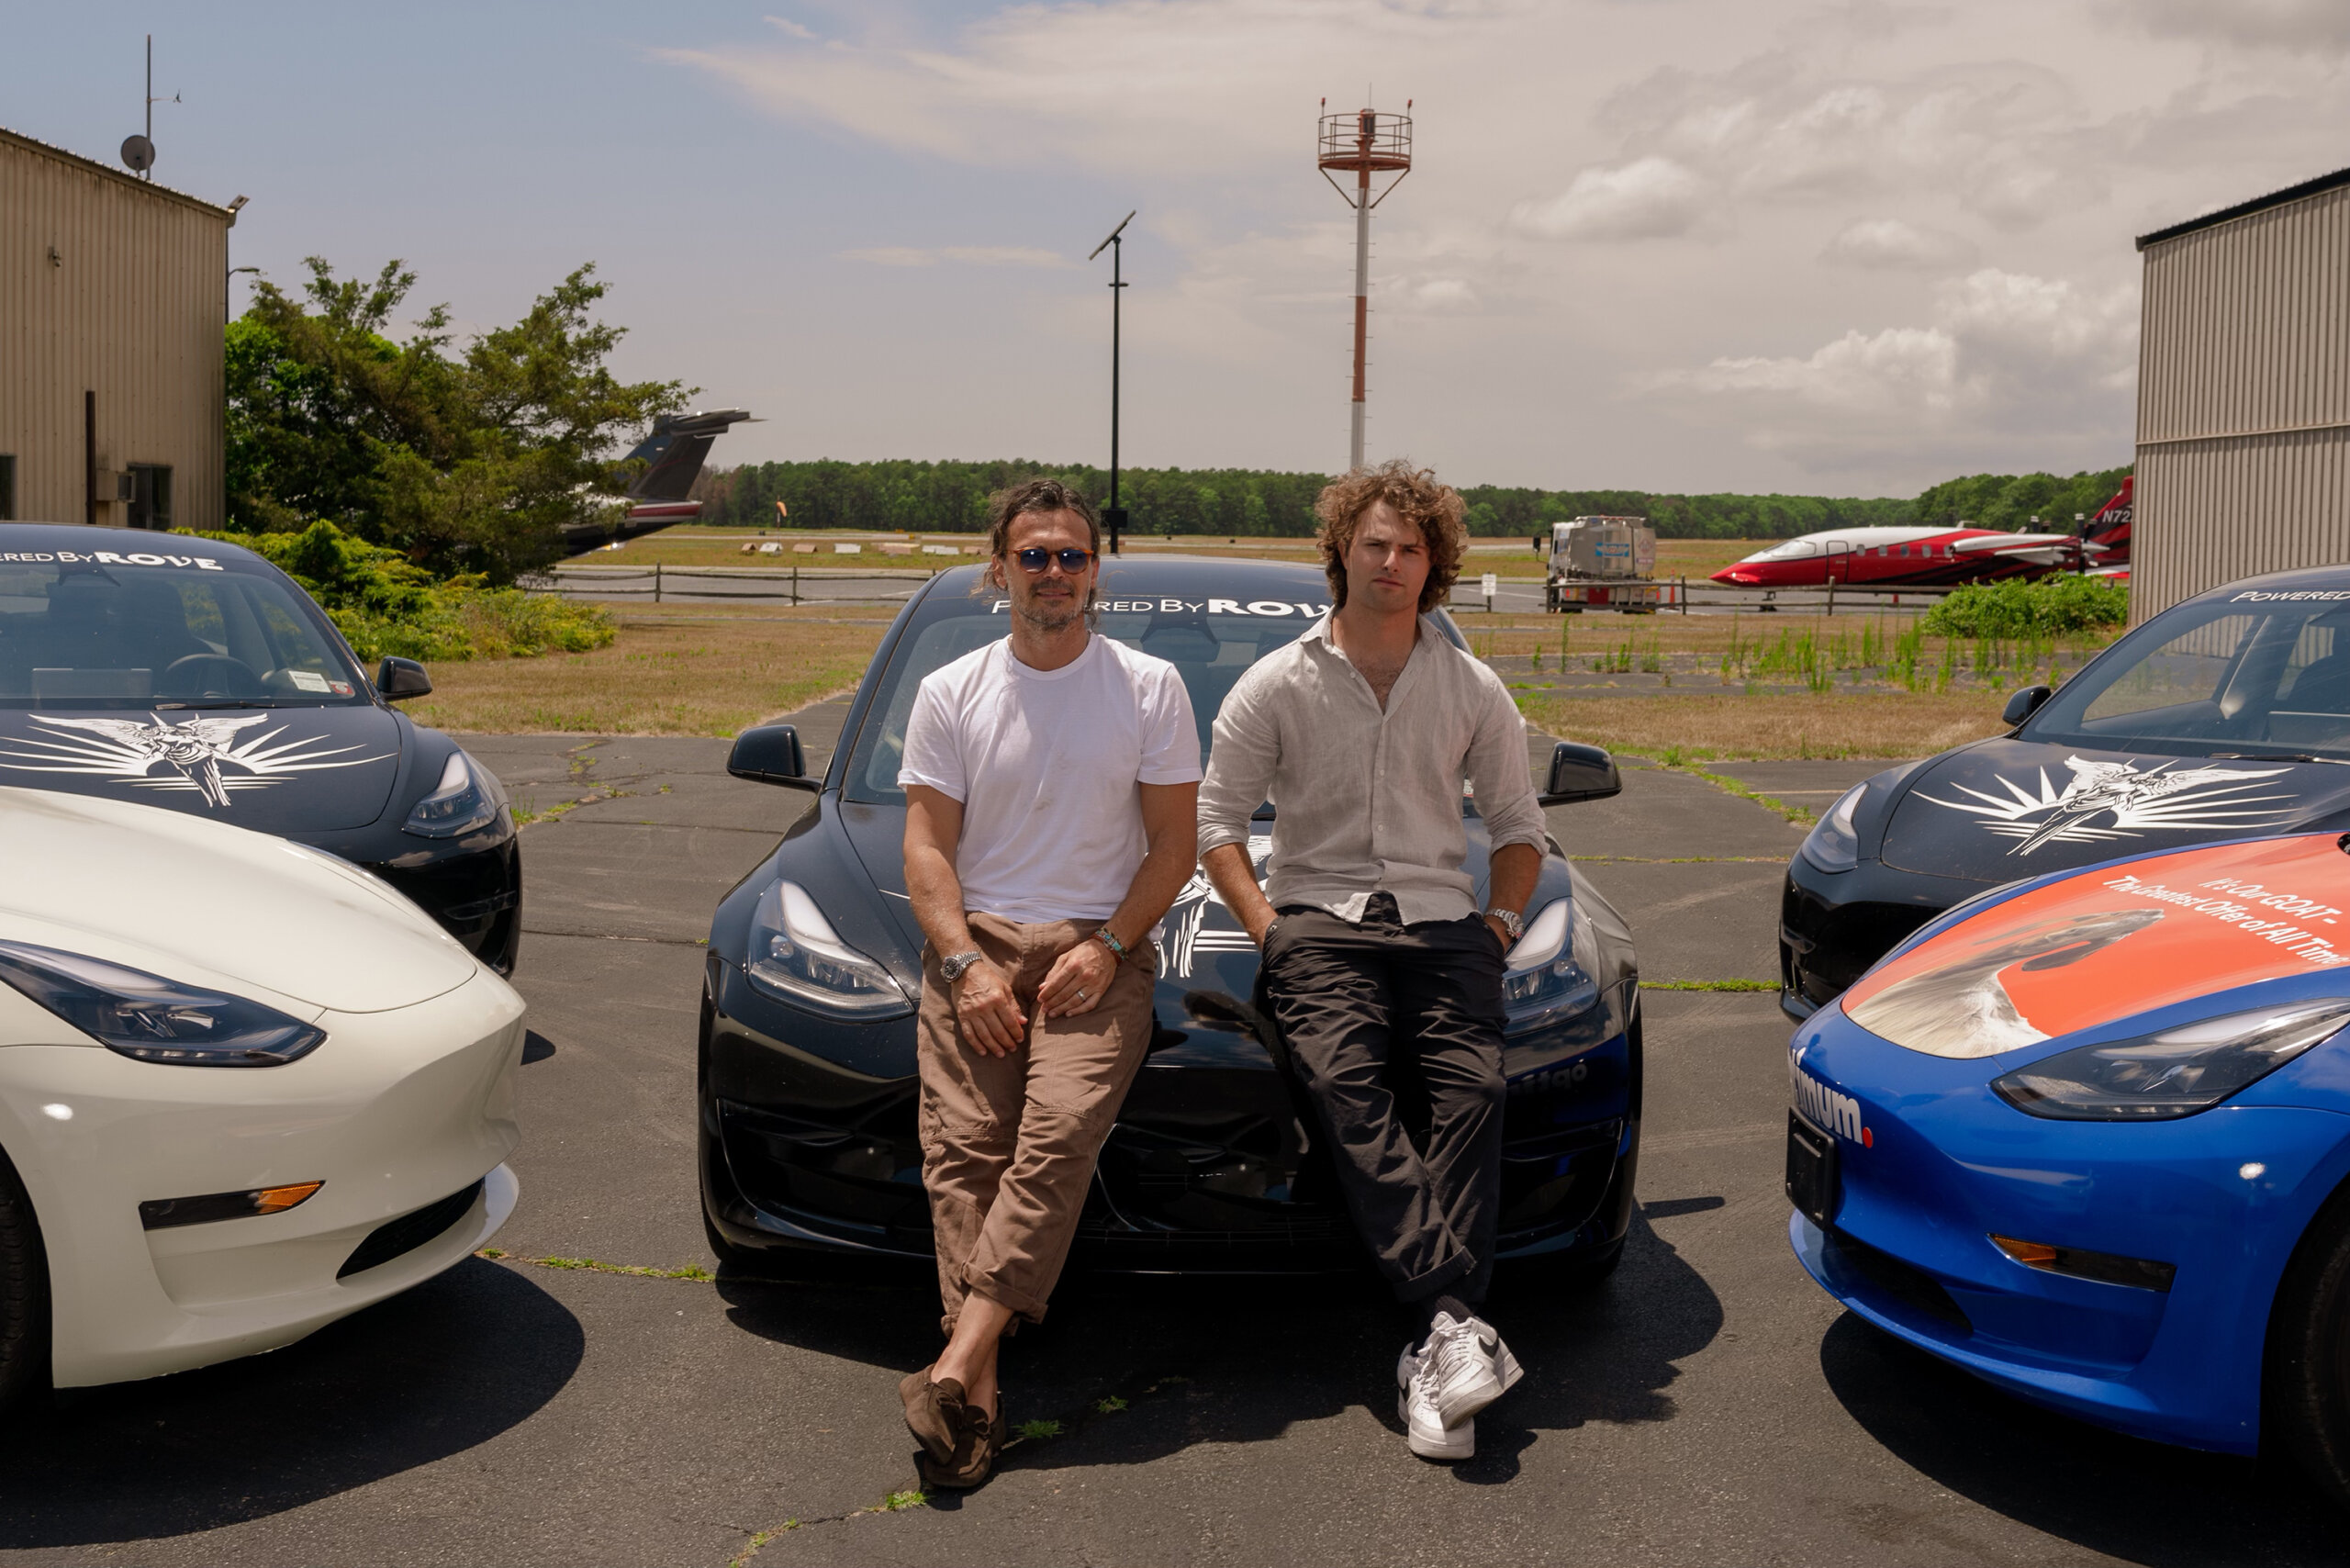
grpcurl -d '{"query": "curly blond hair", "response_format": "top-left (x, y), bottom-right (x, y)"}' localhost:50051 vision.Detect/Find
top-left (1314, 460), bottom-right (1469, 612)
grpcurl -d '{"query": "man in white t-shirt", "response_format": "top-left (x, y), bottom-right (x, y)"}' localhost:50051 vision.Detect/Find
top-left (894, 478), bottom-right (1201, 1490)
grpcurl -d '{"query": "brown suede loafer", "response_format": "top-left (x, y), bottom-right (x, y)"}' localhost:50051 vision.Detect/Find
top-left (899, 1371), bottom-right (966, 1465)
top-left (916, 1402), bottom-right (1006, 1492)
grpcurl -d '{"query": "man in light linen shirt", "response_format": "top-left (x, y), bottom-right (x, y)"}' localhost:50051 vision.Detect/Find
top-left (894, 478), bottom-right (1201, 1490)
top-left (1197, 460), bottom-right (1548, 1463)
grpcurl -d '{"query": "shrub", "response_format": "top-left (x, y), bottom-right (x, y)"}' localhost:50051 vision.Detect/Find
top-left (188, 521), bottom-right (614, 664)
top-left (1921, 576), bottom-right (2128, 639)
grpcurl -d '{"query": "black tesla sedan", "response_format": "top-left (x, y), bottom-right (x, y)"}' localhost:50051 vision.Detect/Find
top-left (1784, 564), bottom-right (2350, 1019)
top-left (700, 559), bottom-right (1641, 1277)
top-left (0, 525), bottom-right (520, 971)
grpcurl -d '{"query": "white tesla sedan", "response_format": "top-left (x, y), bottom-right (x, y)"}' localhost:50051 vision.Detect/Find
top-left (0, 785), bottom-right (523, 1405)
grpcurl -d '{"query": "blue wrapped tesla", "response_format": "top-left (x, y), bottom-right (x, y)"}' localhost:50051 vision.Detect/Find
top-left (1788, 826), bottom-right (2350, 1505)
top-left (699, 559), bottom-right (1642, 1282)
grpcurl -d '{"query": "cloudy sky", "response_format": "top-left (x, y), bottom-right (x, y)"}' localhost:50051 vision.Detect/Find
top-left (12, 2), bottom-right (2349, 497)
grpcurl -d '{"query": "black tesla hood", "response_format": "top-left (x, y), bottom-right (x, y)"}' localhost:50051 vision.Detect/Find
top-left (1877, 736), bottom-right (2350, 882)
top-left (836, 801), bottom-right (926, 956)
top-left (0, 705), bottom-right (404, 833)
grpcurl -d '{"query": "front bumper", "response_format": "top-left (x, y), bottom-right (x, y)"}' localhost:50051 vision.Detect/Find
top-left (1780, 855), bottom-right (1989, 1020)
top-left (1785, 1006), bottom-right (2350, 1454)
top-left (0, 969), bottom-right (526, 1387)
top-left (700, 958), bottom-right (1639, 1272)
top-left (366, 836), bottom-right (522, 975)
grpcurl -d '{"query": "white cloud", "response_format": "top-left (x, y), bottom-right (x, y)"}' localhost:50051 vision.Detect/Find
top-left (2121, 0), bottom-right (2350, 51)
top-left (839, 245), bottom-right (1069, 268)
top-left (1822, 217), bottom-right (1975, 269)
top-left (763, 16), bottom-right (818, 41)
top-left (1651, 266), bottom-right (2139, 464)
top-left (839, 246), bottom-right (935, 267)
top-left (1669, 327), bottom-right (1961, 412)
top-left (1509, 157), bottom-right (1712, 241)
top-left (941, 246), bottom-right (1071, 268)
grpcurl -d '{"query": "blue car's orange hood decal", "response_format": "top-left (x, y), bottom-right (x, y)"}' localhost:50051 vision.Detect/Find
top-left (1844, 832), bottom-right (2350, 1057)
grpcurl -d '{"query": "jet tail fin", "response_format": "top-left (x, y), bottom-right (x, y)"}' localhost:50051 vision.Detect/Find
top-left (2082, 476), bottom-right (2132, 558)
top-left (617, 409), bottom-right (756, 502)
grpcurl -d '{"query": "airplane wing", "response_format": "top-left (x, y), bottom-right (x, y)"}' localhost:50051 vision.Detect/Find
top-left (1947, 532), bottom-right (2083, 556)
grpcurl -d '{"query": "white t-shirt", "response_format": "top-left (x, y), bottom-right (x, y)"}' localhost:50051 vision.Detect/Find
top-left (898, 633), bottom-right (1202, 924)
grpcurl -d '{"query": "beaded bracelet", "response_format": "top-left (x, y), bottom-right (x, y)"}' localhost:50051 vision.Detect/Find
top-left (1093, 928), bottom-right (1130, 961)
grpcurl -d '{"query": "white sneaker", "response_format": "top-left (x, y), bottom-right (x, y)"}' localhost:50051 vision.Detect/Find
top-left (1465, 1313), bottom-right (1526, 1402)
top-left (1393, 1324), bottom-right (1525, 1396)
top-left (1398, 1369), bottom-right (1474, 1461)
top-left (1416, 1311), bottom-right (1525, 1429)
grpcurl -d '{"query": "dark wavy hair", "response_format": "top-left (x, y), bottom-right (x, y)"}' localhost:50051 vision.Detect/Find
top-left (1314, 460), bottom-right (1470, 612)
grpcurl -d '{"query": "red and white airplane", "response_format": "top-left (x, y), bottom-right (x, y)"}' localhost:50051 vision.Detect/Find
top-left (1710, 478), bottom-right (2132, 589)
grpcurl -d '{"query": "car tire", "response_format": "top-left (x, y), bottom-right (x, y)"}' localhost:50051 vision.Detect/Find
top-left (0, 1147), bottom-right (50, 1417)
top-left (2267, 1179), bottom-right (2350, 1508)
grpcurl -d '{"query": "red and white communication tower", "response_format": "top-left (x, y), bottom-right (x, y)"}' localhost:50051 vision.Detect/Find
top-left (1317, 97), bottom-right (1412, 471)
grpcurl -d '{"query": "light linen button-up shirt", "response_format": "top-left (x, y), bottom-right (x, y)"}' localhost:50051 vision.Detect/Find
top-left (1197, 612), bottom-right (1548, 925)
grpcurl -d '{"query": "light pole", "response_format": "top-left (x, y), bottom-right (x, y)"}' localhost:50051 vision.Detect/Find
top-left (1089, 211), bottom-right (1135, 554)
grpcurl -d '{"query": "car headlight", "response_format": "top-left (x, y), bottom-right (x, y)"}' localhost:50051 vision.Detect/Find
top-left (1991, 1002), bottom-right (2350, 1121)
top-left (0, 941), bottom-right (326, 1067)
top-left (1798, 783), bottom-right (1865, 872)
top-left (1503, 898), bottom-right (1601, 1032)
top-left (744, 880), bottom-right (913, 1019)
top-left (403, 751), bottom-right (505, 839)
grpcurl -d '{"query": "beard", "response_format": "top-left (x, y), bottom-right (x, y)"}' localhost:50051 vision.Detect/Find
top-left (1014, 591), bottom-right (1084, 633)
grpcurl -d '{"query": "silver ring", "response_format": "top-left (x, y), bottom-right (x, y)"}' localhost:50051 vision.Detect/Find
top-left (1076, 988), bottom-right (1088, 1000)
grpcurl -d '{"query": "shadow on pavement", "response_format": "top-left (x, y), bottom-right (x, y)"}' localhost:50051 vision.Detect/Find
top-left (1818, 1312), bottom-right (2346, 1566)
top-left (0, 1260), bottom-right (583, 1548)
top-left (715, 1210), bottom-right (1720, 1484)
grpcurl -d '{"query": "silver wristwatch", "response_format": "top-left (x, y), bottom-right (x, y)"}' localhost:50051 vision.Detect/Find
top-left (1486, 907), bottom-right (1525, 944)
top-left (939, 950), bottom-right (984, 982)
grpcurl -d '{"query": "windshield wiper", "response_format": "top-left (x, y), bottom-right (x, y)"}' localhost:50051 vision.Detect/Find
top-left (151, 699), bottom-right (312, 711)
top-left (2209, 752), bottom-right (2350, 766)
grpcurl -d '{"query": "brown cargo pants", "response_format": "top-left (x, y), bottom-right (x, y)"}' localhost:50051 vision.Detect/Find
top-left (917, 912), bottom-right (1155, 1338)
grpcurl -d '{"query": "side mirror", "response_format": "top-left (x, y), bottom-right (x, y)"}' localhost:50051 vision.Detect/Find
top-left (1539, 741), bottom-right (1621, 806)
top-left (2002, 685), bottom-right (2053, 727)
top-left (728, 724), bottom-right (817, 790)
top-left (375, 656), bottom-right (432, 700)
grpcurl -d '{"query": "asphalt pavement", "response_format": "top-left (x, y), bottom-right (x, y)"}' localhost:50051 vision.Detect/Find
top-left (3, 711), bottom-right (2345, 1567)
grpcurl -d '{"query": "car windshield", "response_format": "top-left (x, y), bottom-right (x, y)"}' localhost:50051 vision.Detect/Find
top-left (843, 581), bottom-right (1464, 805)
top-left (0, 549), bottom-right (367, 710)
top-left (2023, 589), bottom-right (2350, 760)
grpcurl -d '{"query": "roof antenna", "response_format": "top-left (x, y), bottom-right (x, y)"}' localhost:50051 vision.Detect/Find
top-left (121, 33), bottom-right (179, 180)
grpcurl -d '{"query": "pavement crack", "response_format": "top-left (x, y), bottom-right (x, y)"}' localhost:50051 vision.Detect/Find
top-left (1667, 761), bottom-right (1818, 825)
top-left (732, 1490), bottom-right (930, 1566)
top-left (1572, 855), bottom-right (1784, 864)
top-left (554, 819), bottom-right (787, 836)
top-left (477, 1249), bottom-right (713, 1282)
top-left (519, 927), bottom-right (709, 948)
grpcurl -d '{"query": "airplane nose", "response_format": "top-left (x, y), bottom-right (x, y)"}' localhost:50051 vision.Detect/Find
top-left (1709, 566), bottom-right (1744, 585)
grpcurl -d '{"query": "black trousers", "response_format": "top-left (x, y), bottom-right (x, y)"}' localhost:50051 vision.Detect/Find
top-left (1257, 895), bottom-right (1508, 1305)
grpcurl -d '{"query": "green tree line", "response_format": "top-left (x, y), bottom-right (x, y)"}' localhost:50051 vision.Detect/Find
top-left (697, 460), bottom-right (2130, 542)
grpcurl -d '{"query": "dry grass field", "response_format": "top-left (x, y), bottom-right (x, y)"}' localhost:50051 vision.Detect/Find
top-left (1522, 690), bottom-right (2012, 762)
top-left (408, 592), bottom-right (2111, 754)
top-left (407, 608), bottom-right (885, 736)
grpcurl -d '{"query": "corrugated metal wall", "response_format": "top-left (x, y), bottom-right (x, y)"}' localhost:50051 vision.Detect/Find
top-left (2135, 183), bottom-right (2350, 621)
top-left (0, 129), bottom-right (229, 532)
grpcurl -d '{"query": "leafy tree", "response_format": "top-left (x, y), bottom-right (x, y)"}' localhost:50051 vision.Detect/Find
top-left (226, 258), bottom-right (688, 581)
top-left (1914, 465), bottom-right (2132, 532)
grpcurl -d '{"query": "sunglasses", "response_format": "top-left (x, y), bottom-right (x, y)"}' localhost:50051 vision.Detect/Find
top-left (1013, 547), bottom-right (1096, 575)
